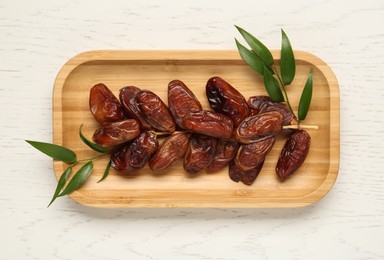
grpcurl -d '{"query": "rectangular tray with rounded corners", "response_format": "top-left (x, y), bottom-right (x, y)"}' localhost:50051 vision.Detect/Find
top-left (53, 50), bottom-right (339, 208)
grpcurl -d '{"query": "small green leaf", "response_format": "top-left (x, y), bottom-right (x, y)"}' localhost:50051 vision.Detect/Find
top-left (26, 140), bottom-right (77, 163)
top-left (79, 124), bottom-right (109, 153)
top-left (235, 25), bottom-right (274, 65)
top-left (59, 161), bottom-right (93, 197)
top-left (97, 160), bottom-right (111, 183)
top-left (235, 38), bottom-right (265, 75)
top-left (280, 29), bottom-right (296, 85)
top-left (48, 167), bottom-right (72, 207)
top-left (298, 69), bottom-right (313, 121)
top-left (263, 66), bottom-right (284, 102)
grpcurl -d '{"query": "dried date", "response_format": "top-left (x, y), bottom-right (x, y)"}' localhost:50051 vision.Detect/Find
top-left (247, 96), bottom-right (273, 116)
top-left (92, 119), bottom-right (141, 148)
top-left (206, 77), bottom-right (250, 127)
top-left (228, 161), bottom-right (242, 182)
top-left (241, 160), bottom-right (264, 185)
top-left (89, 83), bottom-right (124, 125)
top-left (235, 111), bottom-right (282, 144)
top-left (136, 90), bottom-right (176, 132)
top-left (276, 130), bottom-right (311, 179)
top-left (248, 95), bottom-right (296, 125)
top-left (183, 134), bottom-right (217, 174)
top-left (260, 101), bottom-right (297, 126)
top-left (168, 80), bottom-right (202, 128)
top-left (235, 136), bottom-right (275, 171)
top-left (183, 110), bottom-right (234, 139)
top-left (149, 132), bottom-right (190, 171)
top-left (119, 86), bottom-right (152, 130)
top-left (110, 131), bottom-right (158, 173)
top-left (206, 139), bottom-right (239, 172)
top-left (228, 160), bottom-right (264, 185)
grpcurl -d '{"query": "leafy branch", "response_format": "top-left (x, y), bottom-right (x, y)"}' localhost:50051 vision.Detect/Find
top-left (26, 125), bottom-right (111, 207)
top-left (235, 26), bottom-right (313, 123)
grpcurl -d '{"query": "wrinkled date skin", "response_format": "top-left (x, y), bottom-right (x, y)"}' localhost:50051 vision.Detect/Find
top-left (235, 111), bottom-right (282, 144)
top-left (111, 131), bottom-right (158, 174)
top-left (92, 119), bottom-right (141, 148)
top-left (89, 83), bottom-right (125, 125)
top-left (168, 80), bottom-right (202, 128)
top-left (206, 139), bottom-right (239, 172)
top-left (228, 160), bottom-right (264, 186)
top-left (183, 110), bottom-right (234, 139)
top-left (119, 86), bottom-right (152, 130)
top-left (276, 130), bottom-right (311, 179)
top-left (248, 95), bottom-right (296, 126)
top-left (235, 136), bottom-right (275, 171)
top-left (136, 90), bottom-right (176, 132)
top-left (241, 160), bottom-right (264, 185)
top-left (260, 101), bottom-right (297, 126)
top-left (149, 132), bottom-right (190, 171)
top-left (228, 161), bottom-right (242, 182)
top-left (184, 134), bottom-right (217, 174)
top-left (247, 96), bottom-right (273, 116)
top-left (206, 77), bottom-right (250, 127)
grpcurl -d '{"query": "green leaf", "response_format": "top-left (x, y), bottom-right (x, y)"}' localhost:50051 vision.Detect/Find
top-left (298, 69), bottom-right (313, 121)
top-left (235, 25), bottom-right (274, 65)
top-left (97, 160), bottom-right (111, 183)
top-left (48, 167), bottom-right (72, 207)
top-left (235, 38), bottom-right (265, 75)
top-left (263, 66), bottom-right (284, 102)
top-left (280, 29), bottom-right (296, 85)
top-left (59, 161), bottom-right (93, 196)
top-left (26, 140), bottom-right (77, 164)
top-left (79, 124), bottom-right (108, 153)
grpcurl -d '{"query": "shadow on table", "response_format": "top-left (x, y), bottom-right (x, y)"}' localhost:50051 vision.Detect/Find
top-left (62, 194), bottom-right (333, 221)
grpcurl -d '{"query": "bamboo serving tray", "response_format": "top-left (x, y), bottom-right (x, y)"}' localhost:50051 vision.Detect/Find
top-left (53, 50), bottom-right (339, 208)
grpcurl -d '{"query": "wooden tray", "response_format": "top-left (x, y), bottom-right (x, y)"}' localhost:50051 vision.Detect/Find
top-left (53, 50), bottom-right (339, 208)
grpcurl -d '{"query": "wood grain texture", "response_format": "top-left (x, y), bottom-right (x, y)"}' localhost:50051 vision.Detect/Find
top-left (1, 0), bottom-right (384, 259)
top-left (52, 50), bottom-right (339, 208)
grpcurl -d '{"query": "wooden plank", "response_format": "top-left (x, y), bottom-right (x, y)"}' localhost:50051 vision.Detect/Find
top-left (53, 50), bottom-right (339, 208)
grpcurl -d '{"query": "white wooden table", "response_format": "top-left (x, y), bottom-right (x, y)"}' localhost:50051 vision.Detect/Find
top-left (1, 0), bottom-right (383, 259)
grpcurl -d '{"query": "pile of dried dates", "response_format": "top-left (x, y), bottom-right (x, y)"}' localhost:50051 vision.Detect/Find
top-left (89, 77), bottom-right (311, 185)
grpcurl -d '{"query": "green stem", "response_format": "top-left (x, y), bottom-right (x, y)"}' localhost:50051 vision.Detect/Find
top-left (78, 153), bottom-right (109, 162)
top-left (272, 65), bottom-right (295, 116)
top-left (71, 153), bottom-right (109, 166)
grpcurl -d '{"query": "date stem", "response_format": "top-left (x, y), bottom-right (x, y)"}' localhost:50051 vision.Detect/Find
top-left (283, 124), bottom-right (319, 130)
top-left (151, 131), bottom-right (170, 137)
top-left (151, 131), bottom-right (185, 137)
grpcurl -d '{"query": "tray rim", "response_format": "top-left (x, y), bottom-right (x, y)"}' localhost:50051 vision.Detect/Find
top-left (52, 50), bottom-right (340, 208)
